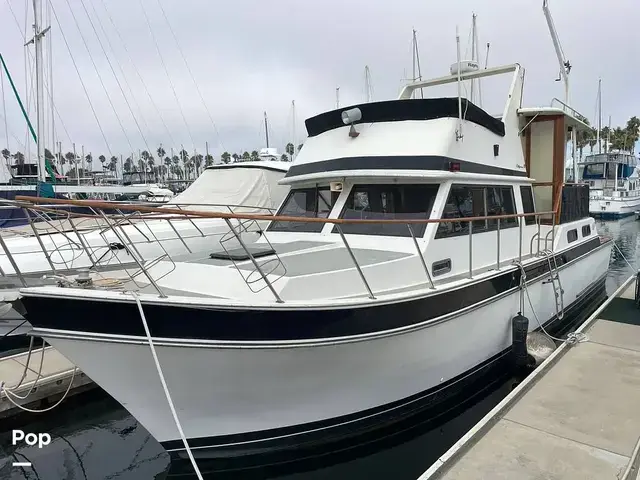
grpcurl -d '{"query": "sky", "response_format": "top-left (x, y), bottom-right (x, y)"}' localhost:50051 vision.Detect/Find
top-left (0, 0), bottom-right (638, 164)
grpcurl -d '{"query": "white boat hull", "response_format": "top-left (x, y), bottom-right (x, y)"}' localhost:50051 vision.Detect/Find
top-left (28, 239), bottom-right (611, 461)
top-left (589, 196), bottom-right (640, 219)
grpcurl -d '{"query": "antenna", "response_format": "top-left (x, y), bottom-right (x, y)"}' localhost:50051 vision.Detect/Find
top-left (455, 26), bottom-right (463, 141)
top-left (336, 87), bottom-right (340, 109)
top-left (484, 43), bottom-right (490, 69)
top-left (542, 0), bottom-right (570, 103)
top-left (596, 79), bottom-right (602, 154)
top-left (263, 111), bottom-right (269, 148)
top-left (292, 100), bottom-right (297, 161)
top-left (364, 65), bottom-right (372, 102)
top-left (411, 29), bottom-right (424, 99)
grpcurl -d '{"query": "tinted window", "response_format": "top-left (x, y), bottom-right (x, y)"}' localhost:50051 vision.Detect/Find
top-left (268, 187), bottom-right (337, 232)
top-left (520, 185), bottom-right (536, 226)
top-left (581, 225), bottom-right (591, 237)
top-left (334, 184), bottom-right (439, 237)
top-left (436, 185), bottom-right (517, 238)
top-left (567, 229), bottom-right (578, 243)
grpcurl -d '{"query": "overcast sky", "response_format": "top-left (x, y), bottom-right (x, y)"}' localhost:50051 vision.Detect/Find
top-left (0, 0), bottom-right (638, 162)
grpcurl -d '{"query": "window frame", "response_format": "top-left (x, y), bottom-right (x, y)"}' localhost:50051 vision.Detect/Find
top-left (567, 229), bottom-right (578, 243)
top-left (267, 185), bottom-right (337, 233)
top-left (331, 183), bottom-right (440, 238)
top-left (435, 184), bottom-right (519, 239)
top-left (581, 225), bottom-right (591, 237)
top-left (520, 185), bottom-right (536, 226)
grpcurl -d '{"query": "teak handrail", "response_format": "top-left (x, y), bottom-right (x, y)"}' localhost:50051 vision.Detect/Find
top-left (15, 195), bottom-right (557, 226)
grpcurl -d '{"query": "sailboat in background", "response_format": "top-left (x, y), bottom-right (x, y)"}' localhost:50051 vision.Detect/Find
top-left (0, 0), bottom-right (179, 228)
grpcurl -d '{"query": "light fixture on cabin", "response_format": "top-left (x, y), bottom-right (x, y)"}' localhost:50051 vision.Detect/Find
top-left (341, 107), bottom-right (362, 138)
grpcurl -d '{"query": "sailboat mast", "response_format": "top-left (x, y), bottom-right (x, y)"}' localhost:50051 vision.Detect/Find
top-left (263, 111), bottom-right (269, 148)
top-left (364, 66), bottom-right (371, 102)
top-left (597, 79), bottom-right (602, 154)
top-left (33, 0), bottom-right (47, 182)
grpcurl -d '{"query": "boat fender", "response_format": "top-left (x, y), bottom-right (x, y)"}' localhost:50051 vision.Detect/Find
top-left (512, 314), bottom-right (532, 370)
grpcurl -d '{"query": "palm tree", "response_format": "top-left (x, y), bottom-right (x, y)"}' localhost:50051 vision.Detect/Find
top-left (250, 150), bottom-right (259, 161)
top-left (157, 146), bottom-right (166, 161)
top-left (85, 154), bottom-right (93, 172)
top-left (1, 149), bottom-right (11, 164)
top-left (109, 156), bottom-right (118, 175)
top-left (99, 154), bottom-right (106, 171)
top-left (179, 149), bottom-right (189, 179)
top-left (204, 154), bottom-right (214, 167)
top-left (242, 151), bottom-right (250, 162)
top-left (13, 151), bottom-right (25, 165)
top-left (192, 154), bottom-right (203, 176)
top-left (221, 151), bottom-right (231, 164)
top-left (285, 143), bottom-right (295, 160)
top-left (231, 153), bottom-right (240, 163)
top-left (124, 157), bottom-right (133, 173)
top-left (625, 116), bottom-right (640, 153)
top-left (164, 156), bottom-right (172, 180)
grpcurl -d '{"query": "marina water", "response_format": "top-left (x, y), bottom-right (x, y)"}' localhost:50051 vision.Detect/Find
top-left (0, 217), bottom-right (636, 480)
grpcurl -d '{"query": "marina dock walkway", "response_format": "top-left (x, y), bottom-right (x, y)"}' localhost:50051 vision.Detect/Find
top-left (419, 274), bottom-right (640, 480)
top-left (0, 346), bottom-right (93, 417)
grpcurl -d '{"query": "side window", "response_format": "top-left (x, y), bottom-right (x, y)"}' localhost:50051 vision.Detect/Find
top-left (567, 229), bottom-right (578, 243)
top-left (436, 185), bottom-right (486, 238)
top-left (520, 185), bottom-right (536, 225)
top-left (486, 187), bottom-right (517, 228)
top-left (335, 184), bottom-right (439, 237)
top-left (436, 185), bottom-right (517, 238)
top-left (582, 225), bottom-right (591, 237)
top-left (268, 187), bottom-right (336, 233)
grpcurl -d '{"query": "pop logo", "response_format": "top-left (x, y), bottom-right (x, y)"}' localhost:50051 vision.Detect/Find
top-left (12, 430), bottom-right (51, 449)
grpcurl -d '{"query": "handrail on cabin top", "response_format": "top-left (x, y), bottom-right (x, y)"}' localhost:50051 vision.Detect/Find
top-left (14, 195), bottom-right (559, 226)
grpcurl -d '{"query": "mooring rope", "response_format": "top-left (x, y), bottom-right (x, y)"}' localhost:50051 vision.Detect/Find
top-left (130, 291), bottom-right (203, 480)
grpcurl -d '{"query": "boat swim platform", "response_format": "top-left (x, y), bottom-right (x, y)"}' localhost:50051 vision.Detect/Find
top-left (0, 346), bottom-right (94, 419)
top-left (419, 274), bottom-right (640, 480)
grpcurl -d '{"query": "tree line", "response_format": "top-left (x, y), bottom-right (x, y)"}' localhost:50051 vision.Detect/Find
top-left (0, 142), bottom-right (303, 181)
top-left (576, 116), bottom-right (640, 158)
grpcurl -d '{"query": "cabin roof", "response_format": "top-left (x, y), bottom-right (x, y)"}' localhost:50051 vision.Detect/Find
top-left (517, 106), bottom-right (590, 131)
top-left (305, 98), bottom-right (506, 138)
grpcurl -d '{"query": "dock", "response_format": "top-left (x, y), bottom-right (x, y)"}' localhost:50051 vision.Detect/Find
top-left (420, 273), bottom-right (640, 480)
top-left (0, 346), bottom-right (94, 418)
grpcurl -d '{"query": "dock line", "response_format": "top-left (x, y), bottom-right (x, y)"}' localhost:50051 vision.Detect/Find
top-left (131, 291), bottom-right (204, 480)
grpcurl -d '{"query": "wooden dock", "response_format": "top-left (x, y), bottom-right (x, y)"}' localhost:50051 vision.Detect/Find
top-left (419, 273), bottom-right (640, 480)
top-left (0, 346), bottom-right (94, 417)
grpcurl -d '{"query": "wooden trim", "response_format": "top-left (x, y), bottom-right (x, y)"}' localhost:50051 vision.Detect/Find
top-left (552, 116), bottom-right (566, 224)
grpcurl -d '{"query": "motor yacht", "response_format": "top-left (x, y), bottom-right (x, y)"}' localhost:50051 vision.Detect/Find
top-left (17, 63), bottom-right (611, 472)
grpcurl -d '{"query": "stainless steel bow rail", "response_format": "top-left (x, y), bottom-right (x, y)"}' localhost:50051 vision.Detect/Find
top-left (13, 195), bottom-right (569, 303)
top-left (0, 198), bottom-right (277, 293)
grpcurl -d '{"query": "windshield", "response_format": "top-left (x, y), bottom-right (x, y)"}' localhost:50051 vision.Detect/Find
top-left (268, 186), bottom-right (338, 232)
top-left (582, 163), bottom-right (604, 178)
top-left (332, 184), bottom-right (439, 237)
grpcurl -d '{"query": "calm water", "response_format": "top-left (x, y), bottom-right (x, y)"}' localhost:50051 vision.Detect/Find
top-left (1, 217), bottom-right (638, 480)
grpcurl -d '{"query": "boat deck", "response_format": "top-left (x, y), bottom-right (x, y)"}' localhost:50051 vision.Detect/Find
top-left (419, 274), bottom-right (640, 480)
top-left (0, 346), bottom-right (93, 418)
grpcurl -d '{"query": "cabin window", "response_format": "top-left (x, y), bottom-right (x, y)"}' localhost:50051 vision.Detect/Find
top-left (436, 185), bottom-right (517, 238)
top-left (520, 185), bottom-right (536, 226)
top-left (567, 229), bottom-right (578, 243)
top-left (333, 184), bottom-right (439, 237)
top-left (582, 225), bottom-right (591, 237)
top-left (268, 186), bottom-right (338, 233)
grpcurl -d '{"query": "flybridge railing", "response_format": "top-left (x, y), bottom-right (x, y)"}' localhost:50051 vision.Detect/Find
top-left (11, 196), bottom-right (562, 303)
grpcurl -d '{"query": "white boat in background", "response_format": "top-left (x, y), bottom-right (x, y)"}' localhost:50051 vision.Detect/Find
top-left (0, 161), bottom-right (289, 277)
top-left (579, 152), bottom-right (640, 219)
